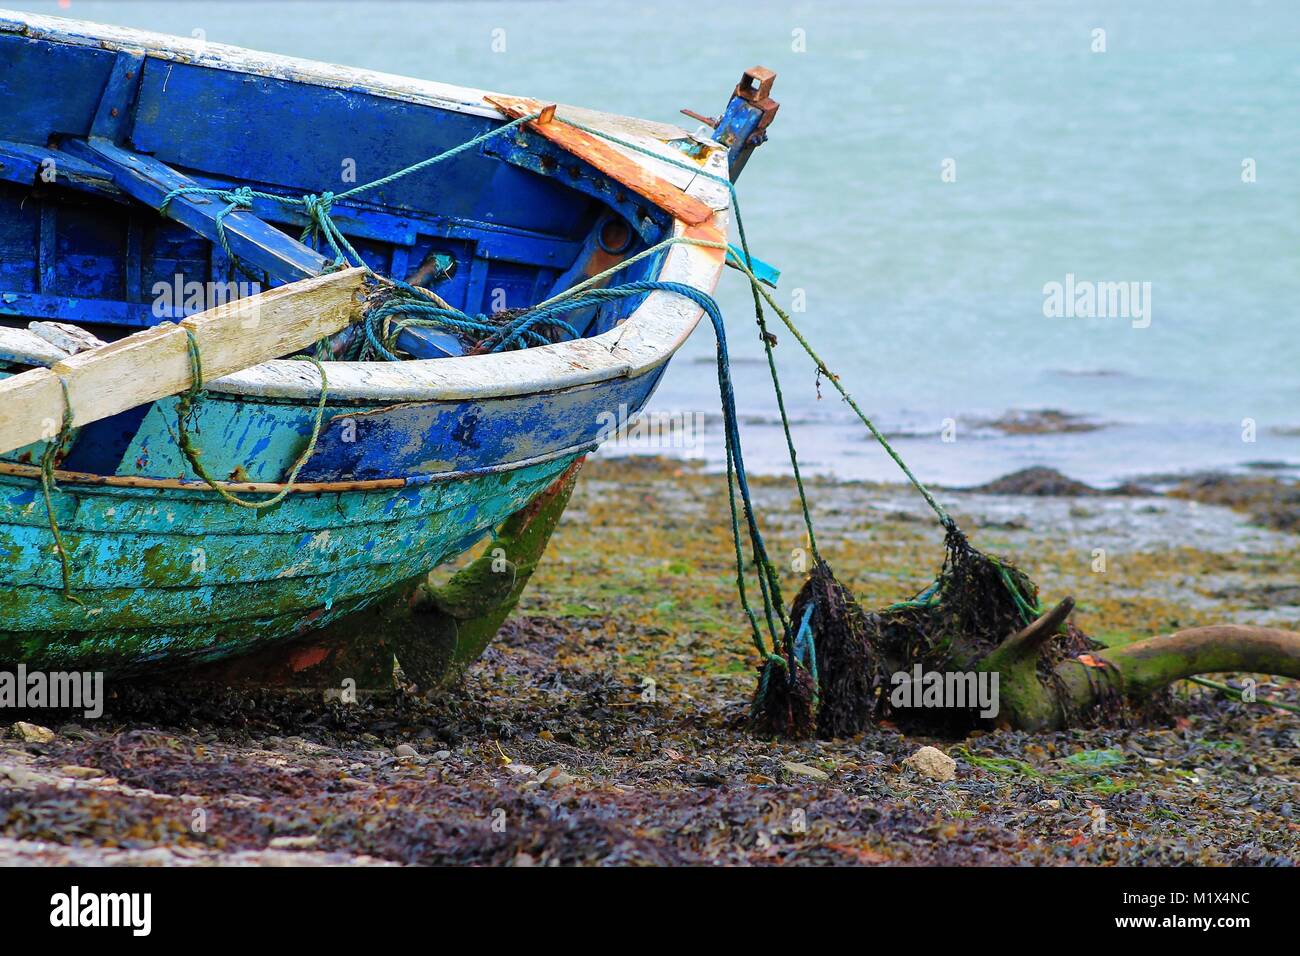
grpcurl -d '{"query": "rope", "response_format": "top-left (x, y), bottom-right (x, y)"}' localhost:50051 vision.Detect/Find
top-left (39, 376), bottom-right (82, 604)
top-left (556, 117), bottom-right (958, 535)
top-left (359, 278), bottom-right (580, 359)
top-left (158, 112), bottom-right (542, 276)
top-left (567, 117), bottom-right (824, 560)
top-left (462, 277), bottom-right (791, 660)
top-left (174, 329), bottom-right (329, 509)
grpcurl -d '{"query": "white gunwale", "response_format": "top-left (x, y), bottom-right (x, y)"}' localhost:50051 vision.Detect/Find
top-left (0, 9), bottom-right (732, 405)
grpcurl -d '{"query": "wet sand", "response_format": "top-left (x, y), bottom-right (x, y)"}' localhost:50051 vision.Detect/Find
top-left (1, 458), bottom-right (1296, 865)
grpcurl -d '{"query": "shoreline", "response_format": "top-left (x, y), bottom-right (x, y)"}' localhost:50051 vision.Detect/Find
top-left (1, 457), bottom-right (1296, 865)
top-left (597, 404), bottom-right (1300, 487)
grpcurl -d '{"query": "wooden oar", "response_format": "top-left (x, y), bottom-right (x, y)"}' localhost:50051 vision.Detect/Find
top-left (0, 267), bottom-right (368, 456)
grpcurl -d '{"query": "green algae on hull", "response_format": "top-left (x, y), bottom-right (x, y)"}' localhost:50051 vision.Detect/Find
top-left (0, 456), bottom-right (579, 674)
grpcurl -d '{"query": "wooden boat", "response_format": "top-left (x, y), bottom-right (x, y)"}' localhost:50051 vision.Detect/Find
top-left (0, 11), bottom-right (779, 675)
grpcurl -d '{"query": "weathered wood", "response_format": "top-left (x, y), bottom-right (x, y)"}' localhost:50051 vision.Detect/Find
top-left (0, 327), bottom-right (68, 367)
top-left (0, 455), bottom-right (578, 672)
top-left (61, 137), bottom-right (331, 282)
top-left (0, 268), bottom-right (367, 456)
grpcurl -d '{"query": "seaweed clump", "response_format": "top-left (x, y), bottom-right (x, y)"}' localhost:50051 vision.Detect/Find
top-left (752, 529), bottom-right (1102, 739)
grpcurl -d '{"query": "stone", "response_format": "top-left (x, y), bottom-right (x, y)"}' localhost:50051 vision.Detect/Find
top-left (13, 722), bottom-right (54, 744)
top-left (393, 743), bottom-right (419, 759)
top-left (268, 836), bottom-right (319, 850)
top-left (781, 761), bottom-right (829, 782)
top-left (904, 745), bottom-right (956, 781)
top-left (58, 766), bottom-right (105, 779)
top-left (537, 766), bottom-right (576, 789)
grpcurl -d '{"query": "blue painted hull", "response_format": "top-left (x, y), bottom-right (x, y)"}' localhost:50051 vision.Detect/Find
top-left (0, 12), bottom-right (733, 673)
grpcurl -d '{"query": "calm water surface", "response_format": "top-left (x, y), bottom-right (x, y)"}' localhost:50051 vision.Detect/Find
top-left (31, 0), bottom-right (1300, 484)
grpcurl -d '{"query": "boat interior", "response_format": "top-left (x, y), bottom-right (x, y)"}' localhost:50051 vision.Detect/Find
top-left (0, 24), bottom-right (703, 368)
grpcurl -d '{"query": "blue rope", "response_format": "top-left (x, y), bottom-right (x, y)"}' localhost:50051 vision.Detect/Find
top-left (792, 603), bottom-right (818, 704)
top-left (391, 277), bottom-right (793, 660)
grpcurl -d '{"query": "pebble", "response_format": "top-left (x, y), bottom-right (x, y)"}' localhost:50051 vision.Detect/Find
top-left (432, 750), bottom-right (451, 761)
top-left (12, 722), bottom-right (54, 744)
top-left (505, 763), bottom-right (536, 776)
top-left (904, 746), bottom-right (957, 782)
top-left (0, 765), bottom-right (45, 787)
top-left (781, 761), bottom-right (829, 782)
top-left (393, 744), bottom-right (419, 759)
top-left (268, 836), bottom-right (319, 850)
top-left (1033, 799), bottom-right (1062, 811)
top-left (537, 766), bottom-right (576, 789)
top-left (58, 765), bottom-right (105, 779)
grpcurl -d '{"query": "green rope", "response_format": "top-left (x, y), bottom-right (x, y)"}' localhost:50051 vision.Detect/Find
top-left (559, 118), bottom-right (823, 562)
top-left (39, 376), bottom-right (82, 604)
top-left (158, 113), bottom-right (541, 277)
top-left (996, 561), bottom-right (1042, 625)
top-left (175, 329), bottom-right (329, 509)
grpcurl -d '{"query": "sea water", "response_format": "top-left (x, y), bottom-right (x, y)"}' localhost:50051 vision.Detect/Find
top-left (43, 0), bottom-right (1300, 485)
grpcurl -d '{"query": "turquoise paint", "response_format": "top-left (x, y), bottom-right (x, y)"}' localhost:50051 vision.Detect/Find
top-left (0, 455), bottom-right (577, 673)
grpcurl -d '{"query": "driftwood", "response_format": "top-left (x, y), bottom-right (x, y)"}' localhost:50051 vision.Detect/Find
top-left (982, 598), bottom-right (1300, 730)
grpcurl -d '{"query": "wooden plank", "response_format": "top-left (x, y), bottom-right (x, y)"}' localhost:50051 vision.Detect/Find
top-left (0, 267), bottom-right (367, 455)
top-left (88, 50), bottom-right (145, 142)
top-left (0, 140), bottom-right (124, 199)
top-left (60, 137), bottom-right (331, 283)
top-left (0, 326), bottom-right (67, 367)
top-left (485, 95), bottom-right (714, 226)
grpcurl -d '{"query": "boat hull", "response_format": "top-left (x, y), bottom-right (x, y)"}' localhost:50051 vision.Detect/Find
top-left (0, 453), bottom-right (578, 673)
top-left (0, 10), bottom-right (738, 676)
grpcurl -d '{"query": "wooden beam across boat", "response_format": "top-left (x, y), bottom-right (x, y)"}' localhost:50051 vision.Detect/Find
top-left (0, 267), bottom-right (368, 456)
top-left (60, 137), bottom-right (332, 283)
